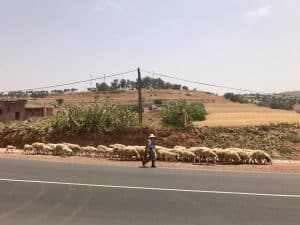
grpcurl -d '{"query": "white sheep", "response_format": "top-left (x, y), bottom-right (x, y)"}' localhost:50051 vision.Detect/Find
top-left (5, 145), bottom-right (16, 154)
top-left (81, 146), bottom-right (98, 157)
top-left (251, 150), bottom-right (272, 165)
top-left (62, 146), bottom-right (74, 156)
top-left (66, 144), bottom-right (82, 156)
top-left (121, 146), bottom-right (139, 161)
top-left (223, 149), bottom-right (241, 164)
top-left (181, 151), bottom-right (195, 162)
top-left (32, 142), bottom-right (47, 155)
top-left (23, 144), bottom-right (34, 155)
top-left (190, 147), bottom-right (216, 163)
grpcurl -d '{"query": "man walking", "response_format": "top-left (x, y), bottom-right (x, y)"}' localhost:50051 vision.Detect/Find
top-left (142, 133), bottom-right (156, 168)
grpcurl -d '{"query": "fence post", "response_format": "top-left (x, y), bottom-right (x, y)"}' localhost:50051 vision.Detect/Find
top-left (137, 67), bottom-right (143, 125)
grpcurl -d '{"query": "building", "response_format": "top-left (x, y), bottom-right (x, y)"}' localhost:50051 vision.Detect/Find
top-left (0, 100), bottom-right (54, 122)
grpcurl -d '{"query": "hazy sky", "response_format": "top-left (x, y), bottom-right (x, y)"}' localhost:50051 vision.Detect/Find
top-left (0, 0), bottom-right (299, 94)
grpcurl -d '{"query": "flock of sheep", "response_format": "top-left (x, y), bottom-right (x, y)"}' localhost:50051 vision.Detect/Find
top-left (5, 143), bottom-right (272, 165)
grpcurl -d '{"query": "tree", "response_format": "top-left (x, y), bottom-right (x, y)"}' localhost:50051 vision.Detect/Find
top-left (126, 79), bottom-right (131, 89)
top-left (165, 82), bottom-right (172, 89)
top-left (172, 84), bottom-right (182, 90)
top-left (182, 86), bottom-right (189, 91)
top-left (120, 79), bottom-right (126, 89)
top-left (130, 81), bottom-right (136, 90)
top-left (111, 79), bottom-right (119, 90)
top-left (96, 82), bottom-right (110, 92)
top-left (141, 76), bottom-right (152, 89)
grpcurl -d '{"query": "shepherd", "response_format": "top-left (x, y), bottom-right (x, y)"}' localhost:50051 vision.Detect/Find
top-left (142, 133), bottom-right (156, 168)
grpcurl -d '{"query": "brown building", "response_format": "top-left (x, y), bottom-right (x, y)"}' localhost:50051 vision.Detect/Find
top-left (0, 100), bottom-right (54, 122)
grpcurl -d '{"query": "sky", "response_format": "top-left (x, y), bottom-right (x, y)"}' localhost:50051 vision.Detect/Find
top-left (0, 0), bottom-right (299, 94)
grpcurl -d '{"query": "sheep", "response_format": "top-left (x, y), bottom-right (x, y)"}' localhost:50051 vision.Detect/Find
top-left (190, 147), bottom-right (216, 163)
top-left (223, 149), bottom-right (241, 164)
top-left (156, 147), bottom-right (171, 160)
top-left (169, 148), bottom-right (185, 161)
top-left (161, 151), bottom-right (177, 162)
top-left (212, 148), bottom-right (227, 163)
top-left (23, 144), bottom-right (34, 155)
top-left (66, 144), bottom-right (82, 156)
top-left (96, 145), bottom-right (109, 158)
top-left (5, 145), bottom-right (16, 154)
top-left (251, 150), bottom-right (272, 165)
top-left (32, 142), bottom-right (47, 155)
top-left (81, 146), bottom-right (98, 157)
top-left (181, 151), bottom-right (195, 162)
top-left (62, 146), bottom-right (74, 156)
top-left (236, 150), bottom-right (251, 164)
top-left (130, 146), bottom-right (146, 160)
top-left (110, 144), bottom-right (126, 159)
top-left (120, 146), bottom-right (139, 161)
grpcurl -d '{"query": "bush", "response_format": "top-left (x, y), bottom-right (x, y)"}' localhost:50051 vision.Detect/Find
top-left (153, 99), bottom-right (162, 105)
top-left (51, 104), bottom-right (138, 133)
top-left (56, 98), bottom-right (64, 106)
top-left (288, 136), bottom-right (300, 143)
top-left (224, 93), bottom-right (248, 103)
top-left (96, 82), bottom-right (110, 92)
top-left (160, 100), bottom-right (206, 127)
top-left (187, 103), bottom-right (206, 121)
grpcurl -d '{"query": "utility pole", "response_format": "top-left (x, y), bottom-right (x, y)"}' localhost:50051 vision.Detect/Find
top-left (137, 67), bottom-right (143, 125)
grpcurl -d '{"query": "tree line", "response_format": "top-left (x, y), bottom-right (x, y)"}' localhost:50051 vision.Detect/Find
top-left (96, 76), bottom-right (189, 92)
top-left (224, 92), bottom-right (300, 111)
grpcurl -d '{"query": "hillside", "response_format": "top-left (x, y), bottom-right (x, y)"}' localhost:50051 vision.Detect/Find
top-left (281, 91), bottom-right (300, 97)
top-left (28, 89), bottom-right (227, 106)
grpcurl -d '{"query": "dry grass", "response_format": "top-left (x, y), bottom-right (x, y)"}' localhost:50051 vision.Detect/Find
top-left (194, 103), bottom-right (300, 127)
top-left (28, 89), bottom-right (227, 105)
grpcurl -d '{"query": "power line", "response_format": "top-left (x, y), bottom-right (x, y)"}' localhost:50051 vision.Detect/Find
top-left (1, 69), bottom-right (137, 93)
top-left (141, 69), bottom-right (268, 94)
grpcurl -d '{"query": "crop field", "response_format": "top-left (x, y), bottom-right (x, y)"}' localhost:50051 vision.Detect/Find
top-left (195, 103), bottom-right (300, 127)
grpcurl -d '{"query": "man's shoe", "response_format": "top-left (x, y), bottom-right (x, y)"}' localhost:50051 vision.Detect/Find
top-left (151, 165), bottom-right (157, 168)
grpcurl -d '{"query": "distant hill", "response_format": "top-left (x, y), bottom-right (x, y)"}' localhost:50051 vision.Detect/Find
top-left (28, 89), bottom-right (228, 106)
top-left (281, 91), bottom-right (300, 97)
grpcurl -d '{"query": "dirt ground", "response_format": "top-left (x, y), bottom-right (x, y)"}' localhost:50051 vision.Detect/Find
top-left (1, 149), bottom-right (300, 173)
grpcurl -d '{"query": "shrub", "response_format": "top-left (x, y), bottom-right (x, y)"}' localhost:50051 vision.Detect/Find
top-left (187, 102), bottom-right (206, 121)
top-left (153, 99), bottom-right (162, 105)
top-left (278, 146), bottom-right (293, 155)
top-left (51, 104), bottom-right (138, 133)
top-left (96, 82), bottom-right (110, 92)
top-left (185, 93), bottom-right (192, 96)
top-left (160, 100), bottom-right (206, 127)
top-left (288, 136), bottom-right (300, 143)
top-left (56, 98), bottom-right (64, 106)
top-left (224, 93), bottom-right (248, 103)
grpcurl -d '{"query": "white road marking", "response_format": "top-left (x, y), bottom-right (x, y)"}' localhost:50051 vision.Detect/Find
top-left (0, 178), bottom-right (300, 198)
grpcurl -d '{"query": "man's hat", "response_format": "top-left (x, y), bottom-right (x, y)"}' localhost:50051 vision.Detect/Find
top-left (149, 134), bottom-right (156, 138)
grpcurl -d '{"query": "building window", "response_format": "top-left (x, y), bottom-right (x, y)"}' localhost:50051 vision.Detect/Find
top-left (7, 107), bottom-right (10, 112)
top-left (0, 109), bottom-right (2, 115)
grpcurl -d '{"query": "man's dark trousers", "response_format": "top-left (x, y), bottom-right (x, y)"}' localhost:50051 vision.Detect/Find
top-left (143, 150), bottom-right (156, 167)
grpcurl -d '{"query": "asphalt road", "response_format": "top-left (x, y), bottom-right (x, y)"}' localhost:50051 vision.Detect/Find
top-left (0, 158), bottom-right (299, 225)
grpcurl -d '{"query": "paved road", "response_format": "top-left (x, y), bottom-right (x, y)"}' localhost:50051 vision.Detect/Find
top-left (0, 158), bottom-right (299, 225)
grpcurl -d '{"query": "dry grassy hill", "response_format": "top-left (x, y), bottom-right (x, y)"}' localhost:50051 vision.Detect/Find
top-left (28, 89), bottom-right (227, 105)
top-left (282, 91), bottom-right (300, 96)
